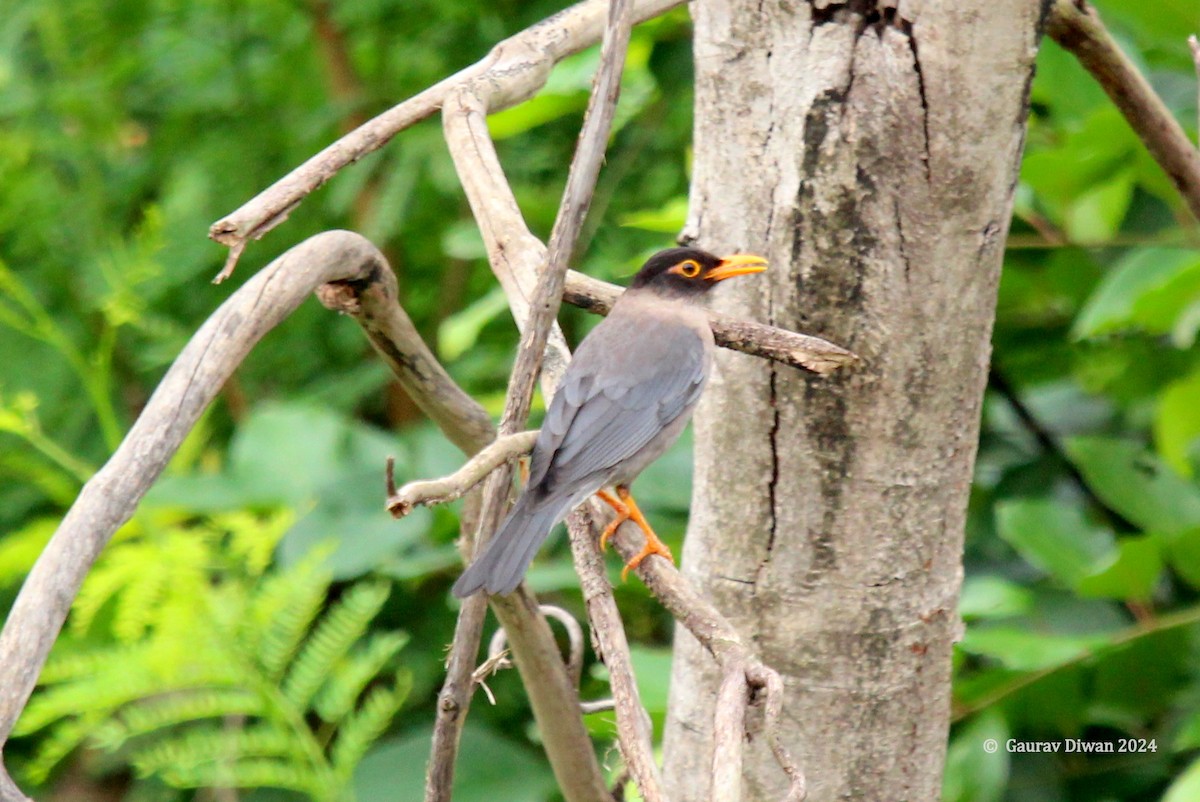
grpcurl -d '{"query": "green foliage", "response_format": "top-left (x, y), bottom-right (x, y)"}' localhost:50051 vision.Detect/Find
top-left (4, 0), bottom-right (1200, 799)
top-left (956, 3), bottom-right (1200, 798)
top-left (12, 510), bottom-right (410, 801)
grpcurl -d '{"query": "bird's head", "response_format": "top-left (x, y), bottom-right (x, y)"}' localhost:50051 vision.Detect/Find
top-left (628, 247), bottom-right (768, 297)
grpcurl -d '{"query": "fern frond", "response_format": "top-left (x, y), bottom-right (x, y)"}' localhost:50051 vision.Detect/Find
top-left (131, 723), bottom-right (301, 777)
top-left (330, 681), bottom-right (407, 782)
top-left (218, 509), bottom-right (294, 577)
top-left (16, 657), bottom-right (238, 736)
top-left (38, 642), bottom-right (153, 685)
top-left (70, 555), bottom-right (142, 634)
top-left (97, 689), bottom-right (268, 748)
top-left (252, 553), bottom-right (331, 679)
top-left (313, 631), bottom-right (409, 725)
top-left (111, 560), bottom-right (169, 642)
top-left (282, 581), bottom-right (391, 709)
top-left (157, 758), bottom-right (322, 796)
top-left (21, 715), bottom-right (98, 783)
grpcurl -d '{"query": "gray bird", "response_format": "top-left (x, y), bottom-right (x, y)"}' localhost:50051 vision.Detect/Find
top-left (452, 247), bottom-right (768, 597)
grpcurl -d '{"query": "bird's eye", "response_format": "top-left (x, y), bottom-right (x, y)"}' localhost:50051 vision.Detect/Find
top-left (678, 259), bottom-right (701, 278)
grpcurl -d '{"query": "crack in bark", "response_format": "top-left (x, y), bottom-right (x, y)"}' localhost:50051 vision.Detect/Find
top-left (760, 364), bottom-right (782, 591)
top-left (898, 17), bottom-right (932, 184)
top-left (893, 194), bottom-right (912, 282)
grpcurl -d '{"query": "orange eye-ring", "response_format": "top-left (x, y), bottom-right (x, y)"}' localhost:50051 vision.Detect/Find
top-left (678, 259), bottom-right (701, 278)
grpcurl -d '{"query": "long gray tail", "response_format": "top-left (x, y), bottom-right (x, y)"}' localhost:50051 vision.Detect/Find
top-left (451, 493), bottom-right (567, 598)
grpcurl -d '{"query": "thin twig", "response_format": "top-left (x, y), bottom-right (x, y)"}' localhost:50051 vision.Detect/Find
top-left (387, 431), bottom-right (539, 517)
top-left (208, 0), bottom-right (685, 281)
top-left (486, 605), bottom-right (586, 688)
top-left (748, 664), bottom-right (806, 802)
top-left (1047, 0), bottom-right (1200, 222)
top-left (606, 520), bottom-right (809, 797)
top-left (568, 507), bottom-right (665, 800)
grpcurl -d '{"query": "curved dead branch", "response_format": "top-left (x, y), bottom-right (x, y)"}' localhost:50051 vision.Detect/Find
top-left (0, 231), bottom-right (390, 801)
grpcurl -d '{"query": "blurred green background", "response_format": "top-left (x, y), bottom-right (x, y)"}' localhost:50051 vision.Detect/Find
top-left (1, 0), bottom-right (1198, 800)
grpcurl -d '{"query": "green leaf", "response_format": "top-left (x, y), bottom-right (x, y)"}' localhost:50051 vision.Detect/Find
top-left (943, 711), bottom-right (1009, 802)
top-left (957, 627), bottom-right (1099, 672)
top-left (1156, 369), bottom-right (1200, 477)
top-left (1163, 758), bottom-right (1200, 802)
top-left (438, 287), bottom-right (511, 361)
top-left (1071, 248), bottom-right (1200, 340)
top-left (488, 92), bottom-right (588, 140)
top-left (1063, 168), bottom-right (1133, 242)
top-left (355, 726), bottom-right (556, 802)
top-left (228, 403), bottom-right (346, 505)
top-left (995, 499), bottom-right (1114, 587)
top-left (619, 196), bottom-right (689, 233)
top-left (1175, 710), bottom-right (1200, 750)
top-left (959, 576), bottom-right (1035, 620)
top-left (1163, 527), bottom-right (1200, 590)
top-left (1065, 436), bottom-right (1200, 532)
top-left (1076, 535), bottom-right (1162, 601)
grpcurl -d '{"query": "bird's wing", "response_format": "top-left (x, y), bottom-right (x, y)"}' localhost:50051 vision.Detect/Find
top-left (528, 314), bottom-right (708, 495)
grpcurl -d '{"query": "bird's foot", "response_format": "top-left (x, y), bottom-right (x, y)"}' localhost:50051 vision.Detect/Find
top-left (620, 532), bottom-right (674, 581)
top-left (595, 488), bottom-right (629, 551)
top-left (595, 486), bottom-right (675, 580)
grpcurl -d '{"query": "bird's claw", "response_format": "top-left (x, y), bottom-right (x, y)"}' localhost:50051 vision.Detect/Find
top-left (620, 536), bottom-right (674, 581)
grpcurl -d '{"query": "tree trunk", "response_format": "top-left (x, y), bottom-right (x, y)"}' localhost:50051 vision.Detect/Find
top-left (663, 2), bottom-right (1043, 800)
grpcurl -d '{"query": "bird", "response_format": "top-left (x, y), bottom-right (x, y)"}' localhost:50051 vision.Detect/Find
top-left (452, 247), bottom-right (768, 598)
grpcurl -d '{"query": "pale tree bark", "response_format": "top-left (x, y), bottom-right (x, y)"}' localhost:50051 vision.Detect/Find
top-left (664, 2), bottom-right (1044, 800)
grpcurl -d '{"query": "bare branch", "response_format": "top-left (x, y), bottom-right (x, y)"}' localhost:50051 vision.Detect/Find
top-left (601, 515), bottom-right (809, 796)
top-left (563, 271), bottom-right (859, 374)
top-left (568, 508), bottom-right (665, 801)
top-left (0, 231), bottom-right (392, 799)
top-left (487, 592), bottom-right (614, 801)
top-left (712, 666), bottom-right (750, 802)
top-left (316, 272), bottom-right (493, 454)
top-left (209, 0), bottom-right (685, 280)
top-left (440, 7), bottom-right (821, 794)
top-left (1048, 0), bottom-right (1200, 221)
top-left (426, 595), bottom-right (490, 798)
top-left (493, 0), bottom-right (634, 441)
top-left (749, 664), bottom-right (807, 802)
top-left (387, 431), bottom-right (539, 518)
top-left (445, 42), bottom-right (670, 801)
top-left (423, 2), bottom-right (643, 795)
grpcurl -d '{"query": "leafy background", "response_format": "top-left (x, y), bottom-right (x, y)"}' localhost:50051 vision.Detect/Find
top-left (1, 0), bottom-right (1198, 799)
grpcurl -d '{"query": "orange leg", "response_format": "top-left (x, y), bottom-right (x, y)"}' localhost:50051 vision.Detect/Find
top-left (594, 486), bottom-right (675, 580)
top-left (595, 488), bottom-right (628, 551)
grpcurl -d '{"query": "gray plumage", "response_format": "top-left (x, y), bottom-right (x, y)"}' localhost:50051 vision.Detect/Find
top-left (452, 248), bottom-right (764, 597)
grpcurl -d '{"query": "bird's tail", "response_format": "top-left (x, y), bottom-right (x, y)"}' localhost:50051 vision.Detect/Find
top-left (451, 493), bottom-right (567, 598)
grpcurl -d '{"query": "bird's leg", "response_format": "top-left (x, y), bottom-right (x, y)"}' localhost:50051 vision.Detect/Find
top-left (616, 487), bottom-right (674, 578)
top-left (595, 488), bottom-right (629, 551)
top-left (596, 485), bottom-right (674, 579)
